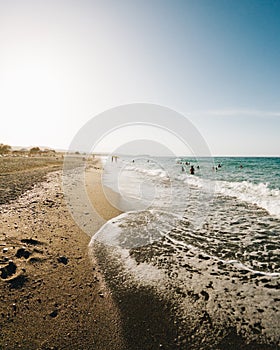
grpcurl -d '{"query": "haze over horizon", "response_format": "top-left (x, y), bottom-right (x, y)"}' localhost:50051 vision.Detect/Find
top-left (1, 0), bottom-right (279, 156)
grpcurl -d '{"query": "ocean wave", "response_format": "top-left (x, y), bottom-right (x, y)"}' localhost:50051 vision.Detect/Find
top-left (91, 209), bottom-right (183, 249)
top-left (214, 180), bottom-right (280, 217)
top-left (91, 209), bottom-right (280, 276)
top-left (175, 173), bottom-right (280, 217)
top-left (124, 165), bottom-right (169, 180)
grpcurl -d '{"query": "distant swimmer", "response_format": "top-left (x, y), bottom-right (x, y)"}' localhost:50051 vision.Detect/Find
top-left (182, 166), bottom-right (185, 172)
top-left (240, 164), bottom-right (243, 169)
top-left (218, 163), bottom-right (222, 168)
top-left (197, 165), bottom-right (200, 169)
top-left (190, 165), bottom-right (195, 175)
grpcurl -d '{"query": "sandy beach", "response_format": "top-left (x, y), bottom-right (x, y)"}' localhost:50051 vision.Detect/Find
top-left (0, 156), bottom-right (125, 350)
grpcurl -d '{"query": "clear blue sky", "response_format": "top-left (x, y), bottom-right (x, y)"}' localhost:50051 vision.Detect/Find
top-left (0, 0), bottom-right (279, 155)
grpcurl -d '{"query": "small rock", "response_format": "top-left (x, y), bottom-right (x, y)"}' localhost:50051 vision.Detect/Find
top-left (49, 309), bottom-right (58, 318)
top-left (57, 256), bottom-right (68, 265)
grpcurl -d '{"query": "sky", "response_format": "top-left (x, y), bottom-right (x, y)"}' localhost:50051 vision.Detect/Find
top-left (0, 0), bottom-right (279, 156)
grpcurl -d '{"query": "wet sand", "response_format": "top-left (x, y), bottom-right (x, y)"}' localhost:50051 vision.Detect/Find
top-left (91, 240), bottom-right (280, 350)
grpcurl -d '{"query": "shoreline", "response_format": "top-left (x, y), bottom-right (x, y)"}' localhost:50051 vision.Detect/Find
top-left (1, 156), bottom-right (279, 349)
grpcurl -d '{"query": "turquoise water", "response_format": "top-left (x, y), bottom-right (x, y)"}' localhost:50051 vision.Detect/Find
top-left (157, 156), bottom-right (280, 190)
top-left (103, 156), bottom-right (280, 216)
top-left (100, 156), bottom-right (280, 274)
top-left (115, 156), bottom-right (280, 188)
top-left (203, 157), bottom-right (279, 190)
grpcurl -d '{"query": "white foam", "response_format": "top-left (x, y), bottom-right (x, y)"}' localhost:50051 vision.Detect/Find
top-left (125, 165), bottom-right (169, 180)
top-left (89, 210), bottom-right (138, 247)
top-left (176, 172), bottom-right (280, 218)
top-left (119, 249), bottom-right (165, 283)
top-left (214, 180), bottom-right (280, 217)
top-left (161, 231), bottom-right (280, 277)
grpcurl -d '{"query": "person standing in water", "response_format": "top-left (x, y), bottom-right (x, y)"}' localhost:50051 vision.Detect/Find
top-left (190, 165), bottom-right (195, 175)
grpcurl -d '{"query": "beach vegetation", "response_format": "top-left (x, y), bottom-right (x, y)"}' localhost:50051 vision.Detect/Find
top-left (29, 147), bottom-right (41, 155)
top-left (0, 143), bottom-right (12, 154)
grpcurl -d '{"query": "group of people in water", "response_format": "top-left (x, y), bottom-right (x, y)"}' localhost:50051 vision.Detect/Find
top-left (178, 161), bottom-right (227, 175)
top-left (212, 163), bottom-right (222, 172)
top-left (179, 161), bottom-right (200, 175)
top-left (178, 160), bottom-right (244, 175)
top-left (128, 158), bottom-right (243, 176)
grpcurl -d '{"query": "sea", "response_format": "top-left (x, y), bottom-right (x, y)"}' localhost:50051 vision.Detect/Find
top-left (89, 156), bottom-right (280, 347)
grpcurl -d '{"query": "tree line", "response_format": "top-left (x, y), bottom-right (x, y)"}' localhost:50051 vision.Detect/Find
top-left (0, 144), bottom-right (56, 156)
